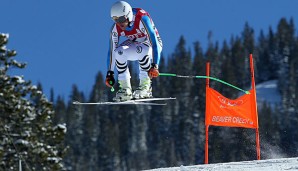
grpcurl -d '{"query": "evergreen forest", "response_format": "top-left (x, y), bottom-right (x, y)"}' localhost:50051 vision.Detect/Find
top-left (1, 17), bottom-right (298, 171)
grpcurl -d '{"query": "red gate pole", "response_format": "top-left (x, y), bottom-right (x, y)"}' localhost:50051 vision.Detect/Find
top-left (205, 62), bottom-right (210, 164)
top-left (250, 54), bottom-right (261, 160)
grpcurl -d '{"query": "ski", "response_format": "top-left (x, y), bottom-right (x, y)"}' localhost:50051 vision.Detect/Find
top-left (72, 97), bottom-right (176, 106)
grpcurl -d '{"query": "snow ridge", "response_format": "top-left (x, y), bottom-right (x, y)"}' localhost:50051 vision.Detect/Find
top-left (144, 157), bottom-right (298, 171)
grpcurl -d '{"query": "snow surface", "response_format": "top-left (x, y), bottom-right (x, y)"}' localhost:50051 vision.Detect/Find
top-left (255, 80), bottom-right (281, 107)
top-left (144, 157), bottom-right (298, 171)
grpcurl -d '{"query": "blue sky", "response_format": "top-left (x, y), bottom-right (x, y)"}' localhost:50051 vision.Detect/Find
top-left (2, 0), bottom-right (298, 100)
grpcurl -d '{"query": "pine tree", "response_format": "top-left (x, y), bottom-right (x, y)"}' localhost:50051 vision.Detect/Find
top-left (0, 33), bottom-right (66, 170)
top-left (205, 31), bottom-right (221, 85)
top-left (82, 72), bottom-right (106, 170)
top-left (191, 41), bottom-right (206, 164)
top-left (291, 36), bottom-right (298, 155)
top-left (53, 96), bottom-right (66, 124)
top-left (219, 40), bottom-right (236, 96)
top-left (267, 27), bottom-right (279, 80)
top-left (64, 85), bottom-right (85, 170)
top-left (276, 18), bottom-right (298, 157)
top-left (256, 30), bottom-right (271, 82)
top-left (276, 18), bottom-right (294, 98)
top-left (149, 56), bottom-right (177, 168)
top-left (167, 36), bottom-right (193, 164)
top-left (241, 22), bottom-right (255, 87)
top-left (229, 36), bottom-right (245, 98)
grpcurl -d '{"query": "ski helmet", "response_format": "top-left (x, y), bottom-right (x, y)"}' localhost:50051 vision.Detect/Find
top-left (110, 1), bottom-right (133, 23)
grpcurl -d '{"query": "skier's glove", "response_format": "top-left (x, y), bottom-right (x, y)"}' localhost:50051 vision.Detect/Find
top-left (148, 63), bottom-right (159, 78)
top-left (105, 71), bottom-right (115, 87)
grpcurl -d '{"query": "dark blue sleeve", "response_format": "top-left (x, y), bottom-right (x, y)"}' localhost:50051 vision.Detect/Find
top-left (141, 15), bottom-right (162, 65)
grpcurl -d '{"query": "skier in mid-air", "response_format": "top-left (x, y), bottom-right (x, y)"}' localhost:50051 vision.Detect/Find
top-left (105, 1), bottom-right (163, 101)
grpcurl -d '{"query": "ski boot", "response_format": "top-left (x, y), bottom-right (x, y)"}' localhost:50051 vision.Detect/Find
top-left (113, 80), bottom-right (133, 102)
top-left (133, 77), bottom-right (152, 99)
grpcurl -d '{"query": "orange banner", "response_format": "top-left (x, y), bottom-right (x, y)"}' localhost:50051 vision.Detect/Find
top-left (205, 87), bottom-right (258, 128)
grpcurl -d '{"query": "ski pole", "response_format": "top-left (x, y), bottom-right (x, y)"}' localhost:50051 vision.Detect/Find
top-left (159, 73), bottom-right (250, 94)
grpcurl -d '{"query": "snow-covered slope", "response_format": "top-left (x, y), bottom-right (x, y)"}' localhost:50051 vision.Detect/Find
top-left (256, 80), bottom-right (281, 106)
top-left (144, 157), bottom-right (298, 171)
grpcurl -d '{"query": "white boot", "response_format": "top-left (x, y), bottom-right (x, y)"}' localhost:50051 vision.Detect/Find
top-left (133, 78), bottom-right (152, 99)
top-left (113, 79), bottom-right (132, 102)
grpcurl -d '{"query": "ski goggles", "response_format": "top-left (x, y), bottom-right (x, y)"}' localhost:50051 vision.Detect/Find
top-left (112, 15), bottom-right (127, 23)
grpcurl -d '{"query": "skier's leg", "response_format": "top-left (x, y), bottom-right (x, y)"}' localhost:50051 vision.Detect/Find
top-left (113, 40), bottom-right (135, 101)
top-left (133, 42), bottom-right (153, 99)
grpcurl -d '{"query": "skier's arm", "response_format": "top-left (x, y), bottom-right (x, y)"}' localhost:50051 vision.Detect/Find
top-left (106, 24), bottom-right (119, 87)
top-left (140, 16), bottom-right (162, 66)
top-left (107, 24), bottom-right (119, 71)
